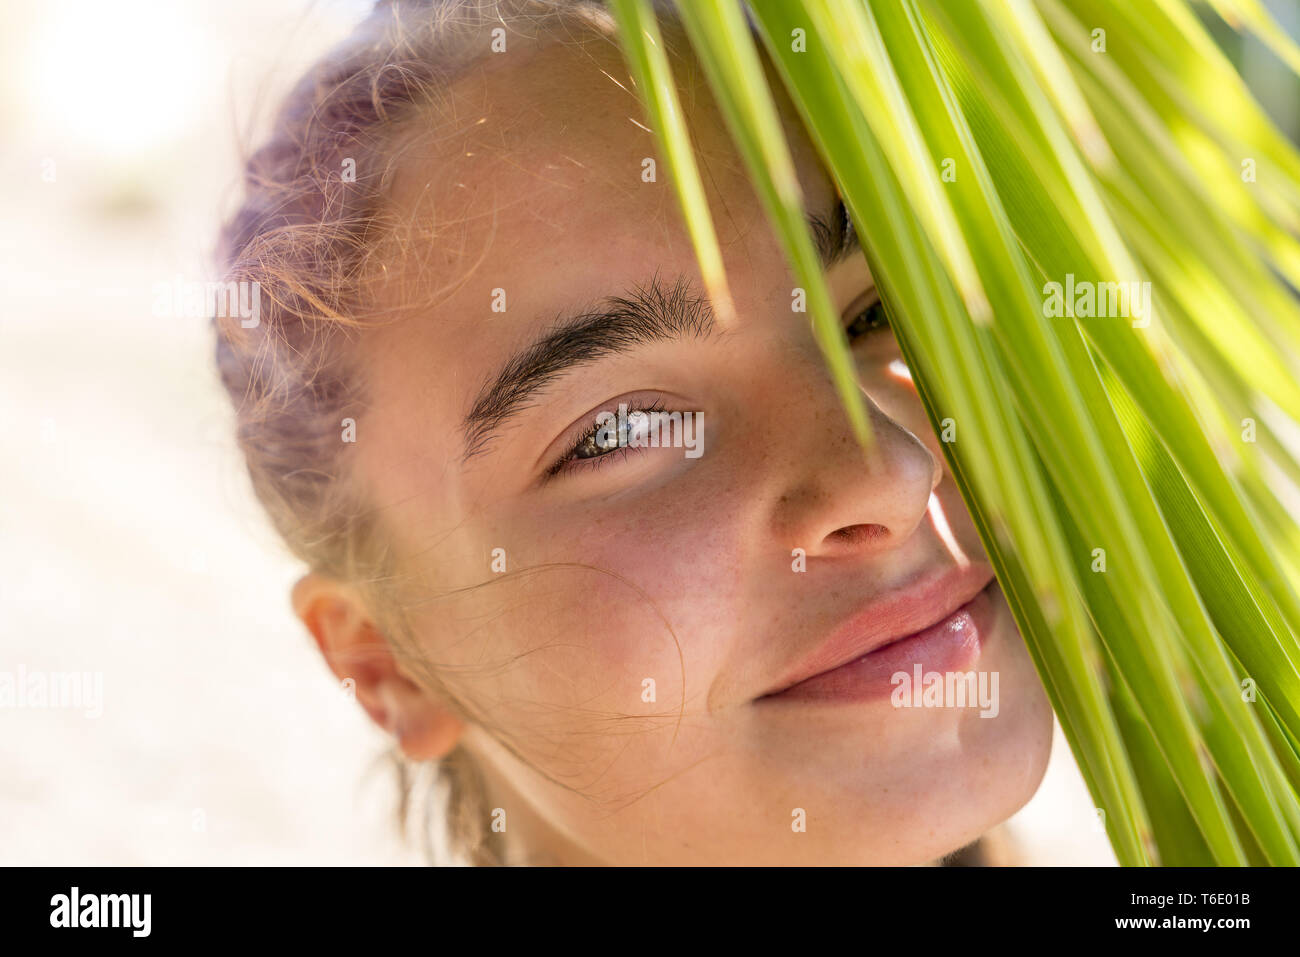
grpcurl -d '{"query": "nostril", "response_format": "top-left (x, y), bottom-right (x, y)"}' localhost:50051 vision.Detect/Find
top-left (827, 523), bottom-right (889, 547)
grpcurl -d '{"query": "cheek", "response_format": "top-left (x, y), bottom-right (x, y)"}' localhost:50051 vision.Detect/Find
top-left (406, 486), bottom-right (744, 793)
top-left (860, 354), bottom-right (988, 558)
top-left (859, 342), bottom-right (938, 457)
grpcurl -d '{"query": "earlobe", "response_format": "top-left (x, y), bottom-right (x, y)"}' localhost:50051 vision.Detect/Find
top-left (290, 572), bottom-right (466, 760)
top-left (378, 680), bottom-right (466, 760)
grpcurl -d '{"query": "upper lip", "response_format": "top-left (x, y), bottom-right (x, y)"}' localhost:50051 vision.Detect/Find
top-left (759, 562), bottom-right (996, 698)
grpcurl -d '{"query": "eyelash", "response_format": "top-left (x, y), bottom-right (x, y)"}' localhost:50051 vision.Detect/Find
top-left (545, 399), bottom-right (670, 479)
top-left (845, 295), bottom-right (890, 343)
top-left (542, 299), bottom-right (885, 481)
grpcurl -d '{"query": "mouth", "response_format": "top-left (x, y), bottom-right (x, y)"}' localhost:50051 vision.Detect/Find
top-left (756, 565), bottom-right (998, 704)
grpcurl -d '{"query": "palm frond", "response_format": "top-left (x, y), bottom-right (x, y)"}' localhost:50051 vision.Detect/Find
top-left (608, 0), bottom-right (1300, 865)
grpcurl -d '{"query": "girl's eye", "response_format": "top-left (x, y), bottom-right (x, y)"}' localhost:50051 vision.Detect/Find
top-left (571, 410), bottom-right (652, 460)
top-left (546, 401), bottom-right (666, 478)
top-left (845, 297), bottom-right (889, 342)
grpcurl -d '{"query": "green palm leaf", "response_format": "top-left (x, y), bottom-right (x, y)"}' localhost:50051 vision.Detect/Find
top-left (608, 0), bottom-right (1300, 865)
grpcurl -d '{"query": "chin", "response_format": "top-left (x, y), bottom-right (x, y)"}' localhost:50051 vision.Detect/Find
top-left (897, 631), bottom-right (1056, 863)
top-left (791, 592), bottom-right (1055, 866)
top-left (840, 719), bottom-right (1053, 866)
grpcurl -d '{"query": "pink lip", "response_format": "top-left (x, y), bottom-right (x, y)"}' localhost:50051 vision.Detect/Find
top-left (757, 564), bottom-right (997, 703)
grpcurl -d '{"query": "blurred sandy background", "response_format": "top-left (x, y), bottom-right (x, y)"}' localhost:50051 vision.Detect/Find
top-left (0, 0), bottom-right (1136, 866)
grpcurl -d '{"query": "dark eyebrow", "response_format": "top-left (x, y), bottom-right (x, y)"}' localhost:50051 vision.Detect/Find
top-left (460, 198), bottom-right (859, 463)
top-left (461, 271), bottom-right (715, 461)
top-left (806, 196), bottom-right (861, 269)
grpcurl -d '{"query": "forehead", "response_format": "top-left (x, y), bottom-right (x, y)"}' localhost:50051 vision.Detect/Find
top-left (374, 25), bottom-right (832, 315)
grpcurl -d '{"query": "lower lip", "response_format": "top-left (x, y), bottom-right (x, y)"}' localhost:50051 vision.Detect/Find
top-left (761, 581), bottom-right (997, 704)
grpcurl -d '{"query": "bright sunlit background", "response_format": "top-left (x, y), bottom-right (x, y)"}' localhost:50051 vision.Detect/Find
top-left (4, 0), bottom-right (1294, 866)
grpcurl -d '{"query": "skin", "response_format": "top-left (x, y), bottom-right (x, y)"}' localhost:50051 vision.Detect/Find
top-left (293, 25), bottom-right (1053, 866)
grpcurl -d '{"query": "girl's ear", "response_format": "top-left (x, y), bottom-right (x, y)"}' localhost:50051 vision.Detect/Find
top-left (291, 573), bottom-right (465, 761)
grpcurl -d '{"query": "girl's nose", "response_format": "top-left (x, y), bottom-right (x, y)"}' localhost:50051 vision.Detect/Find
top-left (769, 382), bottom-right (943, 561)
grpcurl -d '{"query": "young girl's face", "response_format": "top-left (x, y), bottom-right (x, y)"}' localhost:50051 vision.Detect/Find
top-left (340, 30), bottom-right (1053, 865)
